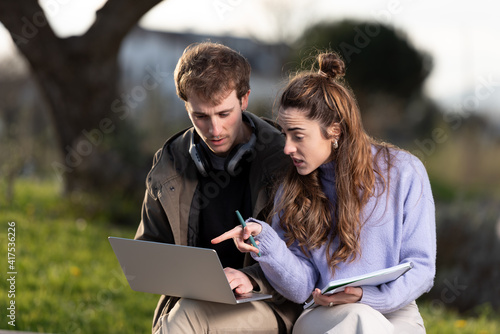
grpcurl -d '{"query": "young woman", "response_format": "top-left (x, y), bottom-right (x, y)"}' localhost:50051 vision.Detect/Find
top-left (213, 51), bottom-right (436, 333)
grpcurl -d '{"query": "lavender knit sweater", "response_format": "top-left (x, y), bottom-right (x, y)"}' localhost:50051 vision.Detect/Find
top-left (248, 147), bottom-right (436, 314)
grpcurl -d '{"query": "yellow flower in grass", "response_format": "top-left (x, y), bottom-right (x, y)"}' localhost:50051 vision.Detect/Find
top-left (454, 319), bottom-right (467, 328)
top-left (70, 266), bottom-right (82, 277)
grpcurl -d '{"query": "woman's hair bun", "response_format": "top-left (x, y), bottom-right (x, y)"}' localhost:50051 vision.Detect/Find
top-left (317, 52), bottom-right (346, 80)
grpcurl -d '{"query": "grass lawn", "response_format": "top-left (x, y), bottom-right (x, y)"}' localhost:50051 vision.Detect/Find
top-left (1, 178), bottom-right (498, 333)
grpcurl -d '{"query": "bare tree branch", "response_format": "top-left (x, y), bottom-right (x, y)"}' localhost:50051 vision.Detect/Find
top-left (0, 0), bottom-right (66, 69)
top-left (83, 0), bottom-right (163, 55)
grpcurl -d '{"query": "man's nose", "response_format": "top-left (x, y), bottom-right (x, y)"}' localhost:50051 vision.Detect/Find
top-left (209, 117), bottom-right (221, 137)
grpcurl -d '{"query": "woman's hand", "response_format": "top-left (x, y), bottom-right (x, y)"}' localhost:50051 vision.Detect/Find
top-left (312, 286), bottom-right (363, 307)
top-left (211, 222), bottom-right (262, 255)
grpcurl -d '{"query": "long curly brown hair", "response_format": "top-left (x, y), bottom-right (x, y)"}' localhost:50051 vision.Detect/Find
top-left (273, 52), bottom-right (393, 273)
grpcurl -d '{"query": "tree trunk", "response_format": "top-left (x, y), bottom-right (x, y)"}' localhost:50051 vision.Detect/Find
top-left (0, 0), bottom-right (162, 194)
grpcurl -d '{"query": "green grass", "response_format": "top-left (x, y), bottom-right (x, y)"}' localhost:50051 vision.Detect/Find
top-left (419, 301), bottom-right (499, 334)
top-left (0, 178), bottom-right (158, 333)
top-left (0, 178), bottom-right (499, 333)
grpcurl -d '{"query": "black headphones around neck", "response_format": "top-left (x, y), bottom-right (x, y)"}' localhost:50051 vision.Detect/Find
top-left (189, 113), bottom-right (257, 177)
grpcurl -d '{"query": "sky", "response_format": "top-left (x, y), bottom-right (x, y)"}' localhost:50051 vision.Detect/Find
top-left (1, 0), bottom-right (499, 118)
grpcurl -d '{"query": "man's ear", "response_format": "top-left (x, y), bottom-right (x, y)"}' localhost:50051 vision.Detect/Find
top-left (241, 90), bottom-right (250, 111)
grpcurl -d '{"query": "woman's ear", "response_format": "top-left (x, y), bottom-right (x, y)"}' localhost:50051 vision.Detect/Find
top-left (328, 123), bottom-right (341, 140)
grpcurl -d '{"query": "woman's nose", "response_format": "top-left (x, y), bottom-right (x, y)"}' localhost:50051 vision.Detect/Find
top-left (283, 138), bottom-right (295, 155)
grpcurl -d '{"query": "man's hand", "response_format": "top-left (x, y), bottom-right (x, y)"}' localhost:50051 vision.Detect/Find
top-left (223, 267), bottom-right (256, 294)
top-left (211, 222), bottom-right (262, 256)
top-left (312, 286), bottom-right (363, 307)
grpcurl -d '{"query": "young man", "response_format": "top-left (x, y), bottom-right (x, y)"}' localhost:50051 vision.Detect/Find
top-left (134, 42), bottom-right (302, 333)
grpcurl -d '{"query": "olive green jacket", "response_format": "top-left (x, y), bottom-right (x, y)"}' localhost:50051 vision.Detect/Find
top-left (135, 112), bottom-right (302, 333)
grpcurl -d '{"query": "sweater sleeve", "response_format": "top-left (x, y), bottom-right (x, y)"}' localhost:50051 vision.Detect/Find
top-left (246, 217), bottom-right (319, 304)
top-left (360, 154), bottom-right (437, 313)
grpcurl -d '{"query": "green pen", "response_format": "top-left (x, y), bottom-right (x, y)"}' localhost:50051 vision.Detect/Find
top-left (235, 210), bottom-right (261, 257)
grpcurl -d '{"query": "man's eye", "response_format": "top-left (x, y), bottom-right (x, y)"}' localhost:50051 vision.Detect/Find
top-left (219, 113), bottom-right (229, 118)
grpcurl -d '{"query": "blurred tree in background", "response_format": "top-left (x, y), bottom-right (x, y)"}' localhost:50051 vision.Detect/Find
top-left (0, 0), bottom-right (162, 202)
top-left (289, 20), bottom-right (438, 144)
top-left (0, 0), bottom-right (165, 223)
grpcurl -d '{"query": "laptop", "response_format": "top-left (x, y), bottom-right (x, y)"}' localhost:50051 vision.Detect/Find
top-left (108, 237), bottom-right (273, 304)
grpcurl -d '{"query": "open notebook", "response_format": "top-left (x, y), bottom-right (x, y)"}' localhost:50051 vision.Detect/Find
top-left (304, 262), bottom-right (413, 309)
